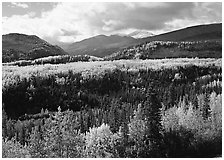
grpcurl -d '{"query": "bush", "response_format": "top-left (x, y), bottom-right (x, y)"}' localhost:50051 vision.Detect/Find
top-left (84, 123), bottom-right (121, 158)
top-left (2, 138), bottom-right (31, 158)
top-left (127, 104), bottom-right (147, 157)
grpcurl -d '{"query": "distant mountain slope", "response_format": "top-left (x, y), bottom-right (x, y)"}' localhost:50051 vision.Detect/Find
top-left (141, 23), bottom-right (222, 42)
top-left (64, 35), bottom-right (138, 57)
top-left (4, 23), bottom-right (221, 62)
top-left (2, 33), bottom-right (67, 62)
top-left (104, 40), bottom-right (222, 60)
top-left (63, 23), bottom-right (221, 58)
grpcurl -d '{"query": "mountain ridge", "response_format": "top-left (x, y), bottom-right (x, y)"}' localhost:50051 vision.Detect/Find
top-left (140, 23), bottom-right (222, 42)
top-left (2, 33), bottom-right (67, 62)
top-left (3, 23), bottom-right (222, 61)
top-left (64, 34), bottom-right (138, 57)
top-left (63, 23), bottom-right (222, 57)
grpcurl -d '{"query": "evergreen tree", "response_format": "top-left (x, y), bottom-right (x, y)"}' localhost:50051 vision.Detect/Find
top-left (120, 105), bottom-right (129, 144)
top-left (198, 91), bottom-right (210, 119)
top-left (2, 107), bottom-right (8, 138)
top-left (117, 104), bottom-right (129, 157)
top-left (203, 91), bottom-right (211, 119)
top-left (142, 84), bottom-right (163, 157)
top-left (108, 100), bottom-right (120, 133)
top-left (167, 83), bottom-right (175, 108)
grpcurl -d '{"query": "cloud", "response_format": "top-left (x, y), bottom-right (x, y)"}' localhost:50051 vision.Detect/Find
top-left (2, 2), bottom-right (222, 44)
top-left (11, 2), bottom-right (29, 8)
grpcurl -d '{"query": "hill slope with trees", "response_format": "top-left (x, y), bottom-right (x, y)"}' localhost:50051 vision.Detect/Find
top-left (2, 33), bottom-right (67, 62)
top-left (64, 23), bottom-right (222, 58)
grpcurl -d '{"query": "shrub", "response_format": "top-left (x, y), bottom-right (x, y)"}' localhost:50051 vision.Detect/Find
top-left (128, 109), bottom-right (147, 157)
top-left (84, 123), bottom-right (121, 158)
top-left (161, 106), bottom-right (179, 132)
top-left (2, 138), bottom-right (31, 158)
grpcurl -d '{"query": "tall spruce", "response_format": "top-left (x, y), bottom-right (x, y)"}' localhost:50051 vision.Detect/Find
top-left (142, 84), bottom-right (163, 157)
top-left (2, 107), bottom-right (8, 138)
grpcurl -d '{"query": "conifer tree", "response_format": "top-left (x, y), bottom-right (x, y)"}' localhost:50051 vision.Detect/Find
top-left (120, 105), bottom-right (129, 144)
top-left (2, 107), bottom-right (8, 138)
top-left (203, 91), bottom-right (210, 119)
top-left (142, 84), bottom-right (163, 157)
top-left (118, 104), bottom-right (129, 157)
top-left (108, 100), bottom-right (120, 133)
top-left (167, 82), bottom-right (175, 108)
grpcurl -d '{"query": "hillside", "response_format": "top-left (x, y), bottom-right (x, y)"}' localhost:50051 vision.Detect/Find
top-left (63, 23), bottom-right (222, 58)
top-left (105, 23), bottom-right (222, 60)
top-left (105, 40), bottom-right (222, 60)
top-left (141, 23), bottom-right (222, 42)
top-left (64, 35), bottom-right (138, 57)
top-left (2, 33), bottom-right (67, 62)
top-left (3, 23), bottom-right (221, 62)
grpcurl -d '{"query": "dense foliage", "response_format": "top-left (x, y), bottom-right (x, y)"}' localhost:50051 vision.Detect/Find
top-left (2, 59), bottom-right (222, 157)
top-left (105, 40), bottom-right (222, 60)
top-left (3, 55), bottom-right (103, 66)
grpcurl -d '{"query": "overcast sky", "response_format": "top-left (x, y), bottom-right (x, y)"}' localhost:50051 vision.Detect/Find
top-left (2, 2), bottom-right (222, 44)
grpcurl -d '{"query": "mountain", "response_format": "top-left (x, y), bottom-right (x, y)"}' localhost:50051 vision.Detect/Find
top-left (63, 23), bottom-right (221, 58)
top-left (105, 23), bottom-right (222, 60)
top-left (4, 23), bottom-right (221, 62)
top-left (2, 33), bottom-right (67, 62)
top-left (141, 23), bottom-right (222, 42)
top-left (64, 35), bottom-right (138, 57)
top-left (128, 30), bottom-right (154, 39)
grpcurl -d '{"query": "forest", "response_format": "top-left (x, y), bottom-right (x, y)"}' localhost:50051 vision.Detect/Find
top-left (105, 40), bottom-right (222, 60)
top-left (2, 58), bottom-right (222, 158)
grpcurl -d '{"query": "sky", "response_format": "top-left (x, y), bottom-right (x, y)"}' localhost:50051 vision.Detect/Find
top-left (2, 2), bottom-right (222, 44)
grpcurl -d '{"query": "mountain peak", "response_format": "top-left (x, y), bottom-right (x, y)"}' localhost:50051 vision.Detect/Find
top-left (128, 30), bottom-right (154, 39)
top-left (65, 34), bottom-right (138, 57)
top-left (93, 34), bottom-right (107, 38)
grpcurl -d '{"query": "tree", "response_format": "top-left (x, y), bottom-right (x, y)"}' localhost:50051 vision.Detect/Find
top-left (84, 123), bottom-right (121, 158)
top-left (43, 107), bottom-right (85, 157)
top-left (43, 106), bottom-right (64, 157)
top-left (197, 91), bottom-right (210, 119)
top-left (141, 84), bottom-right (163, 157)
top-left (128, 103), bottom-right (147, 157)
top-left (29, 125), bottom-right (46, 157)
top-left (108, 99), bottom-right (120, 133)
top-left (2, 106), bottom-right (8, 138)
top-left (167, 82), bottom-right (175, 108)
top-left (117, 104), bottom-right (129, 157)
